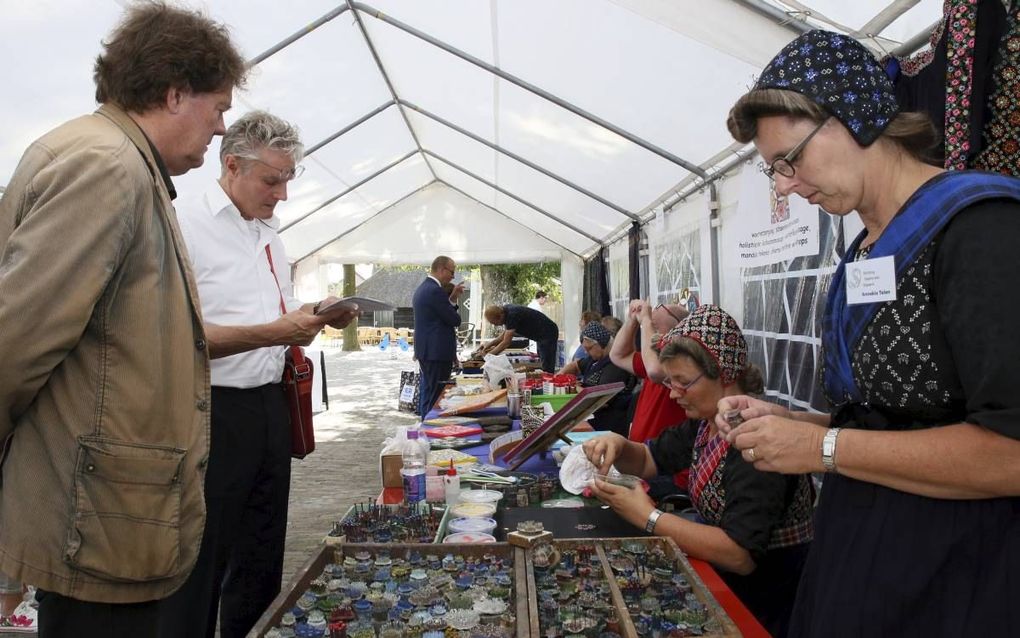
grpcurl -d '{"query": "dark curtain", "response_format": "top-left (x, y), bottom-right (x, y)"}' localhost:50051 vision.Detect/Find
top-left (583, 247), bottom-right (612, 316)
top-left (627, 222), bottom-right (641, 301)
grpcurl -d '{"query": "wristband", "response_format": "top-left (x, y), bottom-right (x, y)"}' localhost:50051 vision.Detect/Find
top-left (821, 427), bottom-right (841, 473)
top-left (645, 508), bottom-right (664, 533)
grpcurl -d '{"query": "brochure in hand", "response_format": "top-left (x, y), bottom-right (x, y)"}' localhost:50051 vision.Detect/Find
top-left (315, 295), bottom-right (394, 315)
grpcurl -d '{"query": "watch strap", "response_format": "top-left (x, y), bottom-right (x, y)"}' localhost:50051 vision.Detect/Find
top-left (645, 508), bottom-right (663, 533)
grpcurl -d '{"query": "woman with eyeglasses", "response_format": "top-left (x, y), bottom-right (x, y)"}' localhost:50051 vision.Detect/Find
top-left (559, 321), bottom-right (635, 435)
top-left (720, 30), bottom-right (1020, 637)
top-left (582, 305), bottom-right (814, 637)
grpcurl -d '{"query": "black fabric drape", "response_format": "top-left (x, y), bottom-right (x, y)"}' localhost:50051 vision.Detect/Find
top-left (628, 222), bottom-right (641, 301)
top-left (583, 247), bottom-right (611, 317)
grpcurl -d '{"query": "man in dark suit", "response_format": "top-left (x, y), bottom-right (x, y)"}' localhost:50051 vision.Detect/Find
top-left (412, 256), bottom-right (465, 416)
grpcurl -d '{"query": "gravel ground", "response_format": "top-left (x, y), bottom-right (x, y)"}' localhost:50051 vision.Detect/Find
top-left (283, 345), bottom-right (421, 580)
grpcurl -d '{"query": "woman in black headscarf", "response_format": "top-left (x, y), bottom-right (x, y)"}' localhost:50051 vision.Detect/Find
top-left (559, 321), bottom-right (634, 434)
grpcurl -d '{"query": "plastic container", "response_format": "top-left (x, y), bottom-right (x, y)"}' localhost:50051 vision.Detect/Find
top-left (443, 532), bottom-right (497, 544)
top-left (401, 429), bottom-right (426, 504)
top-left (443, 461), bottom-right (460, 506)
top-left (449, 502), bottom-right (497, 518)
top-left (458, 489), bottom-right (503, 504)
top-left (447, 517), bottom-right (497, 536)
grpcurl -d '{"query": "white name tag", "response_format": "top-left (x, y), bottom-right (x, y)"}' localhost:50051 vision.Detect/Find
top-left (845, 255), bottom-right (897, 305)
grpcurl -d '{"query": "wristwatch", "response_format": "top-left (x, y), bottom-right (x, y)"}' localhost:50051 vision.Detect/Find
top-left (645, 508), bottom-right (664, 533)
top-left (821, 427), bottom-right (841, 473)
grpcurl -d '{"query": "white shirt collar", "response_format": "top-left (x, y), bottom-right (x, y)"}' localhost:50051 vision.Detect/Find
top-left (205, 181), bottom-right (281, 231)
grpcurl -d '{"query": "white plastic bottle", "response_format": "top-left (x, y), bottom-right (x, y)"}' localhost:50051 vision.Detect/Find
top-left (401, 429), bottom-right (427, 506)
top-left (443, 460), bottom-right (460, 506)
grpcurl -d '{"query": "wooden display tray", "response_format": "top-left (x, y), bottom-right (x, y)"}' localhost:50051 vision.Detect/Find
top-left (250, 542), bottom-right (530, 638)
top-left (523, 537), bottom-right (740, 638)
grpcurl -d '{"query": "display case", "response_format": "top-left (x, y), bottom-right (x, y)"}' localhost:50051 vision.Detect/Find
top-left (253, 537), bottom-right (740, 637)
top-left (250, 543), bottom-right (529, 637)
top-left (524, 537), bottom-right (740, 637)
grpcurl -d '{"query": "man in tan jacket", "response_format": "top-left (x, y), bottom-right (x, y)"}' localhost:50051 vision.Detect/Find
top-left (0, 4), bottom-right (246, 636)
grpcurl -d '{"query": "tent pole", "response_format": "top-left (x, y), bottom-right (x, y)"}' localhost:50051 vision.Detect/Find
top-left (246, 5), bottom-right (351, 66)
top-left (400, 100), bottom-right (638, 222)
top-left (345, 0), bottom-right (439, 180)
top-left (305, 100), bottom-right (396, 156)
top-left (280, 150), bottom-right (418, 232)
top-left (423, 149), bottom-right (602, 246)
top-left (293, 184), bottom-right (434, 264)
top-left (439, 181), bottom-right (584, 258)
top-left (350, 2), bottom-right (707, 178)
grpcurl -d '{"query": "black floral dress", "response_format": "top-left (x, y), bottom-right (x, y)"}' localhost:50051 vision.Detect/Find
top-left (650, 421), bottom-right (813, 636)
top-left (794, 199), bottom-right (1020, 637)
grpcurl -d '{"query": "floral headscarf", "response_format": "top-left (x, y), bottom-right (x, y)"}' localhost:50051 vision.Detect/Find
top-left (659, 305), bottom-right (748, 386)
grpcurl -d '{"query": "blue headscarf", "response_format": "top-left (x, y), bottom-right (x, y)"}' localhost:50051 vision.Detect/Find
top-left (755, 30), bottom-right (899, 146)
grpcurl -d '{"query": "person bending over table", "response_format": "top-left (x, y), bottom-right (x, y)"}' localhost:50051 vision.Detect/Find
top-left (477, 304), bottom-right (559, 372)
top-left (583, 305), bottom-right (813, 637)
top-left (720, 29), bottom-right (1020, 638)
top-left (558, 321), bottom-right (635, 436)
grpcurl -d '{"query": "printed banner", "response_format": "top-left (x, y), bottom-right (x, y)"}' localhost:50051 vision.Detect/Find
top-left (734, 162), bottom-right (820, 267)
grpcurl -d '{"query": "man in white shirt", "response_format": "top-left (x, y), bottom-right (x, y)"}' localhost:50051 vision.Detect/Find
top-left (159, 111), bottom-right (355, 638)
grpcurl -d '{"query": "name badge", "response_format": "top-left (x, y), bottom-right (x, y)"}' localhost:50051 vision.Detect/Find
top-left (845, 255), bottom-right (897, 305)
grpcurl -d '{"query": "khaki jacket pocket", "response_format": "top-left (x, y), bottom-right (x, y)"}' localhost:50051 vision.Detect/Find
top-left (64, 437), bottom-right (185, 582)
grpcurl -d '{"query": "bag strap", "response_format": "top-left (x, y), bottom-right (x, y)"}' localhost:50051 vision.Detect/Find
top-left (264, 245), bottom-right (305, 365)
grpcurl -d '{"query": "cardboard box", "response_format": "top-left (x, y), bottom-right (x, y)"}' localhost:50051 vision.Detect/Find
top-left (380, 453), bottom-right (403, 488)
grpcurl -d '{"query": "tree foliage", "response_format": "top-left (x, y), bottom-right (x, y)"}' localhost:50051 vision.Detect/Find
top-left (475, 262), bottom-right (561, 306)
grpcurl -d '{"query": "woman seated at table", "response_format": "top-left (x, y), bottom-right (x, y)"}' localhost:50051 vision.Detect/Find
top-left (559, 321), bottom-right (635, 435)
top-left (583, 305), bottom-right (812, 637)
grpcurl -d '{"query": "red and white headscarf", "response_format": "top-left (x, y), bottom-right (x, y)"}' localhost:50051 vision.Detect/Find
top-left (659, 305), bottom-right (748, 386)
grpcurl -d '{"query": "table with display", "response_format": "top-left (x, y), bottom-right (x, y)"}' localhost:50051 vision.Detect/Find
top-left (380, 382), bottom-right (769, 637)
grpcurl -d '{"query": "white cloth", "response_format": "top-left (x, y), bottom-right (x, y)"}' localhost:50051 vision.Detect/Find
top-left (527, 300), bottom-right (543, 312)
top-left (177, 184), bottom-right (301, 388)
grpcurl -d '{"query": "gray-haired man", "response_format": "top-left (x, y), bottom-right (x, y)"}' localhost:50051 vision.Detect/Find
top-left (158, 111), bottom-right (355, 638)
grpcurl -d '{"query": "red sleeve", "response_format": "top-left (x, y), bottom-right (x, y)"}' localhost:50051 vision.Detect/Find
top-left (631, 352), bottom-right (648, 379)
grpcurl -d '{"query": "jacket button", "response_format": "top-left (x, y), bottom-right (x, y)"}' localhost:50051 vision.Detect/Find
top-left (195, 339), bottom-right (206, 351)
top-left (196, 399), bottom-right (209, 411)
top-left (86, 464), bottom-right (95, 472)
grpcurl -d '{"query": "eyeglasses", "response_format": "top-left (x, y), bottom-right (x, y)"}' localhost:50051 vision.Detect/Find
top-left (654, 303), bottom-right (684, 324)
top-left (660, 373), bottom-right (703, 393)
top-left (761, 117), bottom-right (829, 180)
top-left (246, 156), bottom-right (305, 181)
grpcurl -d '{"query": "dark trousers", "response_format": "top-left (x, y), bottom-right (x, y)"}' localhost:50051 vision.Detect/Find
top-left (418, 360), bottom-right (453, 417)
top-left (157, 384), bottom-right (291, 638)
top-left (38, 590), bottom-right (160, 637)
top-left (536, 337), bottom-right (558, 372)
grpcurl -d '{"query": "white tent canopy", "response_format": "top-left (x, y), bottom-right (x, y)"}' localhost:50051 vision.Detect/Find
top-left (2, 0), bottom-right (944, 350)
top-left (2, 0), bottom-right (941, 265)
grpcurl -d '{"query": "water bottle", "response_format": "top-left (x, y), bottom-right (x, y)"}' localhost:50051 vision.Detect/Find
top-left (401, 429), bottom-right (427, 505)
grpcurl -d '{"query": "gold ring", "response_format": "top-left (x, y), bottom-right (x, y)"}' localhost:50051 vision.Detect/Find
top-left (748, 448), bottom-right (756, 461)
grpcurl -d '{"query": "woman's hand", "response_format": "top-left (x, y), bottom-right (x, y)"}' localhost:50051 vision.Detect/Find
top-left (581, 433), bottom-right (627, 475)
top-left (714, 395), bottom-right (791, 437)
top-left (589, 478), bottom-right (655, 530)
top-left (725, 414), bottom-right (827, 474)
